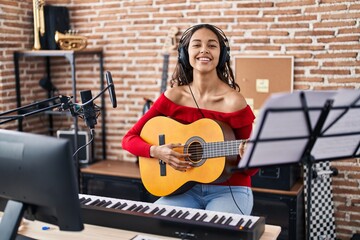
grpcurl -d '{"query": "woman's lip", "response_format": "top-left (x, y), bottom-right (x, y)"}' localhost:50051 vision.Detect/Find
top-left (197, 57), bottom-right (211, 61)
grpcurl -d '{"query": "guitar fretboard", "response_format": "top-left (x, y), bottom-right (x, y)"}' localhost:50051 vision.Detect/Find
top-left (202, 140), bottom-right (245, 158)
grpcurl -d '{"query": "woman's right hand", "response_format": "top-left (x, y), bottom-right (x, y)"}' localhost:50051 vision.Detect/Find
top-left (150, 144), bottom-right (192, 172)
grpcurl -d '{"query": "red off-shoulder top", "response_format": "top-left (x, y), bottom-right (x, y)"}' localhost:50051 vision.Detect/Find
top-left (122, 93), bottom-right (258, 187)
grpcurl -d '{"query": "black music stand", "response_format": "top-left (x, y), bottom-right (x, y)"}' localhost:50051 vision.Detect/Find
top-left (235, 89), bottom-right (360, 240)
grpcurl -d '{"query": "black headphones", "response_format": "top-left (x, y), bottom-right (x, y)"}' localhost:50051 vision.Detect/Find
top-left (178, 24), bottom-right (230, 69)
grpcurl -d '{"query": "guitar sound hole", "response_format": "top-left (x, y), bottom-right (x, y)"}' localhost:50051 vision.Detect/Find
top-left (187, 141), bottom-right (203, 164)
top-left (185, 136), bottom-right (206, 167)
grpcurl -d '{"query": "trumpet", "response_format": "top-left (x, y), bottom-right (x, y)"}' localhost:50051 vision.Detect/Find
top-left (55, 31), bottom-right (87, 51)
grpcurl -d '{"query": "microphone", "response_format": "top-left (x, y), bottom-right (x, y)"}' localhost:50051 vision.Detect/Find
top-left (105, 71), bottom-right (117, 108)
top-left (80, 90), bottom-right (97, 129)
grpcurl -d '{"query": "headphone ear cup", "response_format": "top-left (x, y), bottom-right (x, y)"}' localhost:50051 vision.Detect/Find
top-left (178, 45), bottom-right (190, 69)
top-left (218, 45), bottom-right (230, 68)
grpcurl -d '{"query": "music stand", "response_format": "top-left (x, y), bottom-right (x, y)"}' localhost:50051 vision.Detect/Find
top-left (235, 89), bottom-right (360, 240)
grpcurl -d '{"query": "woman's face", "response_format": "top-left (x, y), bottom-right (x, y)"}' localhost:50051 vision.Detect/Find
top-left (187, 28), bottom-right (221, 73)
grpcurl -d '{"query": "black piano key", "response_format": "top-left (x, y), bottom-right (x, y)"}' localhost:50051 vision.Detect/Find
top-left (127, 204), bottom-right (137, 211)
top-left (217, 215), bottom-right (226, 224)
top-left (190, 212), bottom-right (201, 220)
top-left (173, 210), bottom-right (183, 218)
top-left (133, 205), bottom-right (144, 212)
top-left (101, 201), bottom-right (113, 208)
top-left (116, 203), bottom-right (128, 210)
top-left (79, 197), bottom-right (85, 203)
top-left (149, 207), bottom-right (160, 214)
top-left (110, 202), bottom-right (122, 209)
top-left (80, 198), bottom-right (92, 205)
top-left (179, 211), bottom-right (190, 219)
top-left (209, 215), bottom-right (219, 223)
top-left (89, 199), bottom-right (100, 206)
top-left (166, 209), bottom-right (177, 217)
top-left (224, 216), bottom-right (233, 225)
top-left (236, 218), bottom-right (245, 228)
top-left (198, 213), bottom-right (208, 222)
top-left (138, 205), bottom-right (150, 213)
top-left (94, 200), bottom-right (107, 207)
top-left (155, 208), bottom-right (166, 215)
top-left (244, 219), bottom-right (252, 229)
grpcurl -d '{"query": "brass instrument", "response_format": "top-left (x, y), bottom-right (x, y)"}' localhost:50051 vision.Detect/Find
top-left (32, 0), bottom-right (45, 50)
top-left (55, 31), bottom-right (87, 51)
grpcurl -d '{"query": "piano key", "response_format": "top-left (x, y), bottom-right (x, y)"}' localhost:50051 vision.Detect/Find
top-left (78, 193), bottom-right (264, 240)
top-left (88, 199), bottom-right (100, 206)
top-left (94, 200), bottom-right (108, 207)
top-left (116, 202), bottom-right (128, 210)
top-left (138, 205), bottom-right (150, 213)
top-left (179, 211), bottom-right (190, 219)
top-left (156, 208), bottom-right (166, 215)
top-left (172, 210), bottom-right (183, 218)
top-left (244, 219), bottom-right (253, 229)
top-left (236, 218), bottom-right (245, 228)
top-left (217, 215), bottom-right (226, 224)
top-left (209, 215), bottom-right (219, 223)
top-left (149, 206), bottom-right (160, 214)
top-left (133, 205), bottom-right (144, 212)
top-left (190, 212), bottom-right (200, 220)
top-left (101, 201), bottom-right (113, 208)
top-left (109, 201), bottom-right (122, 209)
top-left (224, 216), bottom-right (233, 225)
top-left (198, 213), bottom-right (208, 221)
top-left (126, 204), bottom-right (138, 211)
top-left (166, 209), bottom-right (177, 217)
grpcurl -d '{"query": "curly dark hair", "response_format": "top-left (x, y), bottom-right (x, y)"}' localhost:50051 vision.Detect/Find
top-left (170, 24), bottom-right (239, 92)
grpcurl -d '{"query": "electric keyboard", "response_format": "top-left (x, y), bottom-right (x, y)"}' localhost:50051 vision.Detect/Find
top-left (79, 194), bottom-right (265, 240)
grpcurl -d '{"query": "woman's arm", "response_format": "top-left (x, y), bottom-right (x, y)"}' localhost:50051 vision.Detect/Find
top-left (121, 105), bottom-right (162, 158)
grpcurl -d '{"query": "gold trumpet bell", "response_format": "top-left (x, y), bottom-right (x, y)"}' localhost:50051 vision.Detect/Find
top-left (55, 31), bottom-right (87, 51)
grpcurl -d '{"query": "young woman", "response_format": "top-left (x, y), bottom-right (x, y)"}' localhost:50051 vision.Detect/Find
top-left (122, 24), bottom-right (257, 215)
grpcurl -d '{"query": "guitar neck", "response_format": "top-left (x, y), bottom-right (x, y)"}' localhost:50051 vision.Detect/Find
top-left (160, 54), bottom-right (169, 94)
top-left (203, 139), bottom-right (245, 158)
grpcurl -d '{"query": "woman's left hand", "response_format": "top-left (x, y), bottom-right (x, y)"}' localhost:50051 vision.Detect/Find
top-left (239, 140), bottom-right (248, 158)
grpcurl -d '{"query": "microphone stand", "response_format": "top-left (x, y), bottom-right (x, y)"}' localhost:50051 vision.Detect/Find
top-left (0, 86), bottom-right (115, 125)
top-left (0, 80), bottom-right (115, 190)
top-left (0, 96), bottom-right (64, 125)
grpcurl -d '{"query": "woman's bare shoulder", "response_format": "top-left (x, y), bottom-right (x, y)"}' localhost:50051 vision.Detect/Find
top-left (225, 89), bottom-right (248, 112)
top-left (164, 86), bottom-right (188, 104)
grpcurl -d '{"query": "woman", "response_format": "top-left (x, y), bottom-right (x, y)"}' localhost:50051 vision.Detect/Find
top-left (122, 24), bottom-right (257, 215)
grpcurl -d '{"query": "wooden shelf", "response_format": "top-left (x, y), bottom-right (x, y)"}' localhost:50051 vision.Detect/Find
top-left (81, 160), bottom-right (141, 179)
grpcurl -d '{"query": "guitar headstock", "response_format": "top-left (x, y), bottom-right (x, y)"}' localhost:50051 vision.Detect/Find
top-left (162, 27), bottom-right (179, 54)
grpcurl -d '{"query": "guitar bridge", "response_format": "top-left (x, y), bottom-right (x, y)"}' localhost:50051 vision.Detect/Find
top-left (159, 134), bottom-right (166, 176)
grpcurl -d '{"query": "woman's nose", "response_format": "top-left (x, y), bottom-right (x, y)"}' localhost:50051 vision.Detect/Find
top-left (200, 46), bottom-right (209, 53)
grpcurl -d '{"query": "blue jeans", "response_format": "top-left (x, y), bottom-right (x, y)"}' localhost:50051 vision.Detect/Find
top-left (154, 184), bottom-right (253, 215)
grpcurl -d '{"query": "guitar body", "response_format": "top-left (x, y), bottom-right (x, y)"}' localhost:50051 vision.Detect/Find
top-left (139, 116), bottom-right (238, 197)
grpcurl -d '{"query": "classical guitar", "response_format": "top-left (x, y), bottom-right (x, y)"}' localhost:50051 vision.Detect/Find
top-left (142, 27), bottom-right (179, 114)
top-left (139, 116), bottom-right (246, 197)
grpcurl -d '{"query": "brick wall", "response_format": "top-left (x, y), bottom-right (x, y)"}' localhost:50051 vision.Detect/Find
top-left (0, 0), bottom-right (359, 238)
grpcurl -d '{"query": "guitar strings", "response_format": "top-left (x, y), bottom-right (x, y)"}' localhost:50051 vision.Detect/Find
top-left (173, 142), bottom-right (245, 159)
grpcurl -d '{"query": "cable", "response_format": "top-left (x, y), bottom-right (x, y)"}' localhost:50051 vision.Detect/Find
top-left (227, 180), bottom-right (245, 215)
top-left (72, 128), bottom-right (95, 159)
top-left (187, 84), bottom-right (205, 118)
top-left (180, 65), bottom-right (206, 118)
